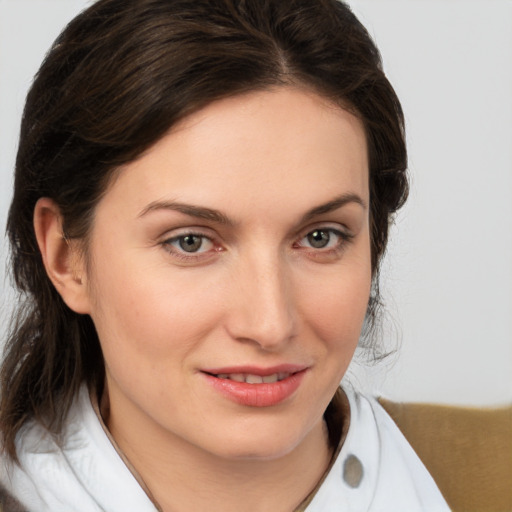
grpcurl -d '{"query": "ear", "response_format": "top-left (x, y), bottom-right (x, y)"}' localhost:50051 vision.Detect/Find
top-left (33, 198), bottom-right (91, 314)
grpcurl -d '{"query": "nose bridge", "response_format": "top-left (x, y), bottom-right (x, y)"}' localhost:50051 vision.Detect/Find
top-left (227, 246), bottom-right (296, 350)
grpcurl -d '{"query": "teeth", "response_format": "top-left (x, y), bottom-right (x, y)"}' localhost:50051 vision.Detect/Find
top-left (214, 372), bottom-right (289, 383)
top-left (246, 374), bottom-right (264, 384)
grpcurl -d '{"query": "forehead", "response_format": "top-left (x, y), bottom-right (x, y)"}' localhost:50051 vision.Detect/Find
top-left (99, 87), bottom-right (369, 220)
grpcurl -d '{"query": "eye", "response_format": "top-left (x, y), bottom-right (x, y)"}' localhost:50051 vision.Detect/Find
top-left (165, 233), bottom-right (214, 254)
top-left (299, 228), bottom-right (346, 250)
top-left (305, 229), bottom-right (333, 249)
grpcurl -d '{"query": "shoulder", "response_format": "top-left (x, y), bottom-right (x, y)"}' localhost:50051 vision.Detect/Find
top-left (0, 386), bottom-right (157, 512)
top-left (0, 387), bottom-right (98, 511)
top-left (343, 389), bottom-right (449, 493)
top-left (0, 418), bottom-right (56, 511)
top-left (304, 387), bottom-right (450, 511)
top-left (0, 410), bottom-right (76, 512)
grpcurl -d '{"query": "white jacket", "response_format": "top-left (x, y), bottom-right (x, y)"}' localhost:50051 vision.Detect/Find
top-left (0, 386), bottom-right (450, 511)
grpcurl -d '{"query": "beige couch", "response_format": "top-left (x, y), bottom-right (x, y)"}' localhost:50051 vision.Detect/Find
top-left (381, 399), bottom-right (512, 512)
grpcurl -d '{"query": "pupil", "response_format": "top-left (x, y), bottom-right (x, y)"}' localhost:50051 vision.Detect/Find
top-left (179, 235), bottom-right (202, 252)
top-left (308, 230), bottom-right (329, 249)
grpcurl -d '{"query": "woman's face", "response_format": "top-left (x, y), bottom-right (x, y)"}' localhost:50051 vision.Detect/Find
top-left (82, 87), bottom-right (371, 460)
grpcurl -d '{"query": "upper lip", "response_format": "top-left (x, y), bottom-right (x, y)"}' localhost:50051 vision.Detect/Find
top-left (201, 364), bottom-right (308, 376)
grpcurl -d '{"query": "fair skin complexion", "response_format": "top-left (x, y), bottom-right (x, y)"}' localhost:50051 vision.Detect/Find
top-left (35, 87), bottom-right (371, 512)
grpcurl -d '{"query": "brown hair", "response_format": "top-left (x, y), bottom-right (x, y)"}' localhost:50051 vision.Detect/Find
top-left (1, 0), bottom-right (407, 459)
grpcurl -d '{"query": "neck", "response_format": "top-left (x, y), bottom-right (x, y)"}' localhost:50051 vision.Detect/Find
top-left (101, 388), bottom-right (334, 512)
top-left (148, 423), bottom-right (331, 512)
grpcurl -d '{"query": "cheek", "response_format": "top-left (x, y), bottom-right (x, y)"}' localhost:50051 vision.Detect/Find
top-left (86, 254), bottom-right (222, 363)
top-left (298, 258), bottom-right (372, 351)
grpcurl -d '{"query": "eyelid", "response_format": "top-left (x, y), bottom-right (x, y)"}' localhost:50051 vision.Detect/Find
top-left (295, 222), bottom-right (353, 241)
top-left (158, 225), bottom-right (217, 244)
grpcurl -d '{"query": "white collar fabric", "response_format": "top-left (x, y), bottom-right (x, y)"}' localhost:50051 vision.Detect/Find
top-left (0, 385), bottom-right (449, 511)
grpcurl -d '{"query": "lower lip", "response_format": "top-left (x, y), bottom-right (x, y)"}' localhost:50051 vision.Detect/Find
top-left (202, 370), bottom-right (307, 407)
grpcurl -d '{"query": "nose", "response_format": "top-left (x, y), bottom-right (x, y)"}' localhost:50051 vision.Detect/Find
top-left (225, 251), bottom-right (297, 351)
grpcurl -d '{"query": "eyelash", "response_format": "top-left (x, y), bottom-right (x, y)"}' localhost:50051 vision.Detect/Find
top-left (161, 226), bottom-right (354, 262)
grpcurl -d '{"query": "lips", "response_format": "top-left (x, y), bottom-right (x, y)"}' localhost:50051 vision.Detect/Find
top-left (201, 365), bottom-right (308, 407)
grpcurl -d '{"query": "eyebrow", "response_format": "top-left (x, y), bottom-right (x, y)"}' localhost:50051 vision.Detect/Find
top-left (138, 193), bottom-right (366, 225)
top-left (299, 193), bottom-right (367, 223)
top-left (138, 200), bottom-right (234, 225)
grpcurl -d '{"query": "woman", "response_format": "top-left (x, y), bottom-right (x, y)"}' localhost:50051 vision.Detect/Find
top-left (0, 0), bottom-right (449, 510)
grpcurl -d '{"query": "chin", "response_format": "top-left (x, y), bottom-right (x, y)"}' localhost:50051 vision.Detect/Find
top-left (215, 441), bottom-right (299, 462)
top-left (200, 417), bottom-right (319, 462)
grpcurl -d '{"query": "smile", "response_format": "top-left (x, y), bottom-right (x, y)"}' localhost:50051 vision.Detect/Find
top-left (202, 366), bottom-right (308, 407)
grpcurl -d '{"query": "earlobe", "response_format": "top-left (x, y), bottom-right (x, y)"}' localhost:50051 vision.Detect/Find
top-left (33, 198), bottom-right (91, 314)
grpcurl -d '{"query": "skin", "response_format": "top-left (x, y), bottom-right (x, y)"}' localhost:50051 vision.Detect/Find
top-left (35, 87), bottom-right (371, 511)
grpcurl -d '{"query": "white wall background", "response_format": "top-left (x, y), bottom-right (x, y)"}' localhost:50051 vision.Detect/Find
top-left (0, 0), bottom-right (511, 406)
